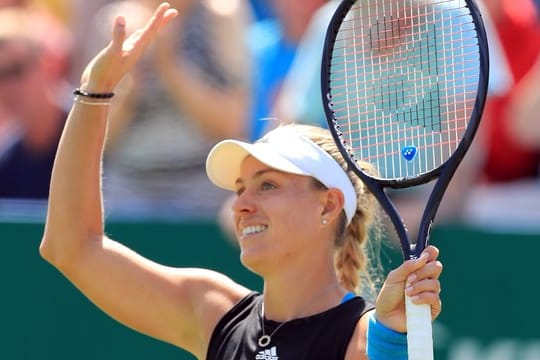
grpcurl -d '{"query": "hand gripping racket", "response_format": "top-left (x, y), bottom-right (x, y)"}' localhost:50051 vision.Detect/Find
top-left (321, 0), bottom-right (489, 358)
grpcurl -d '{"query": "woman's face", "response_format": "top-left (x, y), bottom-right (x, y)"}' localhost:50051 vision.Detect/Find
top-left (0, 41), bottom-right (41, 117)
top-left (232, 156), bottom-right (328, 273)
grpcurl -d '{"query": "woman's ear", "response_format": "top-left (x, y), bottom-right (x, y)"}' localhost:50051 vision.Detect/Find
top-left (320, 188), bottom-right (345, 223)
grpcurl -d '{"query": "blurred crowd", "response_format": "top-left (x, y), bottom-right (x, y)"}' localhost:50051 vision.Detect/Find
top-left (0, 0), bottom-right (538, 232)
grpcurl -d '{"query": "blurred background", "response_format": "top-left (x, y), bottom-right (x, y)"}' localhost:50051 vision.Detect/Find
top-left (0, 0), bottom-right (539, 359)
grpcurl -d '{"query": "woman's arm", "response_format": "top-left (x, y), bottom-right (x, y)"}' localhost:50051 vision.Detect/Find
top-left (40, 4), bottom-right (249, 357)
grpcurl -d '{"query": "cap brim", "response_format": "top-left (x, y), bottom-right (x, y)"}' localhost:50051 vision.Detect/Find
top-left (205, 140), bottom-right (310, 190)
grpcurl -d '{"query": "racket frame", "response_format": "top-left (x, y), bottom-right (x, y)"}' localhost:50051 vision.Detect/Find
top-left (320, 0), bottom-right (489, 260)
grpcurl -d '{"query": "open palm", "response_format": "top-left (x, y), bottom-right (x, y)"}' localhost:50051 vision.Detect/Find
top-left (80, 2), bottom-right (178, 93)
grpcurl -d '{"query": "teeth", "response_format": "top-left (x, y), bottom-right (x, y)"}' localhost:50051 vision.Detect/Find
top-left (241, 225), bottom-right (268, 237)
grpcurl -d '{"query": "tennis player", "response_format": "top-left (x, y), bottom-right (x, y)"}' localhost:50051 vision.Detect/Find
top-left (40, 3), bottom-right (442, 359)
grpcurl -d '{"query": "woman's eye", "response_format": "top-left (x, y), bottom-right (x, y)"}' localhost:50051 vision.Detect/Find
top-left (259, 181), bottom-right (276, 191)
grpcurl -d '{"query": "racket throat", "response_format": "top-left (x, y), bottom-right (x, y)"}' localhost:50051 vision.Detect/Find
top-left (412, 220), bottom-right (434, 259)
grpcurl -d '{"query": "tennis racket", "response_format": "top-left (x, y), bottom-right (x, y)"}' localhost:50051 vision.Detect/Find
top-left (321, 0), bottom-right (488, 358)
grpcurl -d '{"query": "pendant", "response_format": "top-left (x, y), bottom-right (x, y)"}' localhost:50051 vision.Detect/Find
top-left (258, 335), bottom-right (271, 347)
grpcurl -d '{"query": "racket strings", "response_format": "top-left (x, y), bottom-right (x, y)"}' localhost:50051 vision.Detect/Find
top-left (328, 0), bottom-right (480, 179)
top-left (329, 47), bottom-right (479, 82)
top-left (331, 90), bottom-right (475, 130)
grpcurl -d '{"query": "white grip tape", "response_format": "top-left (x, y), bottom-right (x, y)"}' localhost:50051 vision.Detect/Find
top-left (406, 295), bottom-right (433, 360)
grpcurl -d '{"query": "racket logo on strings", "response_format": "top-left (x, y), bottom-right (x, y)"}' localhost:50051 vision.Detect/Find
top-left (401, 145), bottom-right (418, 162)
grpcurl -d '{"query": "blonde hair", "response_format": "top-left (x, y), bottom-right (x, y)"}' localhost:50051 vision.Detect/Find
top-left (285, 124), bottom-right (383, 297)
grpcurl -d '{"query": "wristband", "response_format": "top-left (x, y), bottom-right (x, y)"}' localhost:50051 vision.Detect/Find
top-left (73, 88), bottom-right (115, 99)
top-left (366, 312), bottom-right (408, 359)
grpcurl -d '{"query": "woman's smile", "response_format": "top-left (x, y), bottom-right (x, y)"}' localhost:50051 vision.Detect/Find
top-left (240, 224), bottom-right (269, 239)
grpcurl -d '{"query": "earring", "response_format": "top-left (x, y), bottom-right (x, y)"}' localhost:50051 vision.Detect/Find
top-left (321, 218), bottom-right (328, 225)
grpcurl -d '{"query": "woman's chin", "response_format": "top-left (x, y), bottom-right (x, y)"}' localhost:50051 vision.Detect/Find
top-left (239, 248), bottom-right (268, 275)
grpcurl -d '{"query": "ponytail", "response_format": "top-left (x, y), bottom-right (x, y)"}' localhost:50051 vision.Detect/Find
top-left (295, 124), bottom-right (383, 297)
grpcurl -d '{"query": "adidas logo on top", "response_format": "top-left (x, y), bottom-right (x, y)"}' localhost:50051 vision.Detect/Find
top-left (255, 346), bottom-right (279, 360)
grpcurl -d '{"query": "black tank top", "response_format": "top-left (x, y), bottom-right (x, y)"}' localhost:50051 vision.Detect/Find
top-left (206, 292), bottom-right (374, 360)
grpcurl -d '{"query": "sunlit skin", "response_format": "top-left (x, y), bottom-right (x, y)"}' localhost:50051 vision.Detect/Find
top-left (232, 156), bottom-right (336, 277)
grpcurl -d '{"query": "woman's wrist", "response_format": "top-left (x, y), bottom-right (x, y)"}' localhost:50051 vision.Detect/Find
top-left (72, 88), bottom-right (115, 107)
top-left (366, 312), bottom-right (408, 359)
top-left (78, 77), bottom-right (117, 95)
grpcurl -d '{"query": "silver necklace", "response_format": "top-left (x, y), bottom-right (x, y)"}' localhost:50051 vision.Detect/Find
top-left (258, 302), bottom-right (288, 347)
top-left (257, 283), bottom-right (342, 348)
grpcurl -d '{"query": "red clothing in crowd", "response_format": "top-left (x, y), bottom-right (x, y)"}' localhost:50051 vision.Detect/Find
top-left (482, 0), bottom-right (540, 182)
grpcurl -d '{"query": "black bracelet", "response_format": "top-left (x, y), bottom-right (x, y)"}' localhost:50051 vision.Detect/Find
top-left (73, 88), bottom-right (115, 99)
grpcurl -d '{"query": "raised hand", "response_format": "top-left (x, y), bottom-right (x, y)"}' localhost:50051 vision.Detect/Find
top-left (80, 2), bottom-right (178, 93)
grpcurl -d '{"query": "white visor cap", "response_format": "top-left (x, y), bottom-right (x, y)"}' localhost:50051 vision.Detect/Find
top-left (205, 127), bottom-right (357, 224)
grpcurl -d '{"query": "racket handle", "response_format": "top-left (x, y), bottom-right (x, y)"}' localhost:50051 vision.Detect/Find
top-left (405, 295), bottom-right (433, 360)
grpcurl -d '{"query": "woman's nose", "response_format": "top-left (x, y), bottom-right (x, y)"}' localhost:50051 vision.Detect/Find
top-left (231, 190), bottom-right (256, 216)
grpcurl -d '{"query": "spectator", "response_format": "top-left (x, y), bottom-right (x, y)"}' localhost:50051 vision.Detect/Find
top-left (0, 108), bottom-right (19, 160)
top-left (457, 0), bottom-right (540, 230)
top-left (247, 0), bottom-right (329, 141)
top-left (0, 6), bottom-right (72, 199)
top-left (272, 0), bottom-right (339, 128)
top-left (249, 0), bottom-right (272, 20)
top-left (89, 0), bottom-right (252, 219)
top-left (479, 0), bottom-right (540, 183)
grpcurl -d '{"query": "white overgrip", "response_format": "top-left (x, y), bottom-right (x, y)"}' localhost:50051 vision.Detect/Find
top-left (406, 295), bottom-right (433, 360)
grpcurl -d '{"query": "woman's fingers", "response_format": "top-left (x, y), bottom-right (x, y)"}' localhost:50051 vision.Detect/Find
top-left (405, 246), bottom-right (443, 293)
top-left (134, 3), bottom-right (177, 52)
top-left (82, 3), bottom-right (177, 91)
top-left (408, 260), bottom-right (443, 282)
top-left (404, 246), bottom-right (443, 321)
top-left (405, 278), bottom-right (441, 297)
top-left (375, 245), bottom-right (444, 330)
top-left (384, 246), bottom-right (442, 293)
top-left (108, 3), bottom-right (177, 60)
top-left (385, 250), bottom-right (429, 285)
top-left (110, 16), bottom-right (127, 52)
top-left (417, 244), bottom-right (438, 261)
top-left (406, 276), bottom-right (442, 320)
top-left (409, 290), bottom-right (442, 318)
